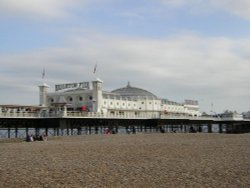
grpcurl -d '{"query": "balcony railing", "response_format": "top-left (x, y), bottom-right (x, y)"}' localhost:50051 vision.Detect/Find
top-left (0, 112), bottom-right (40, 118)
top-left (0, 111), bottom-right (221, 120)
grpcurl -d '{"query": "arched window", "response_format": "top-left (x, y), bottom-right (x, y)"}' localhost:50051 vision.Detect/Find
top-left (67, 96), bottom-right (73, 103)
top-left (48, 98), bottom-right (54, 103)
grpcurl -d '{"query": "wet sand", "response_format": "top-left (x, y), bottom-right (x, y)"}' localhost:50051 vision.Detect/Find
top-left (0, 133), bottom-right (249, 188)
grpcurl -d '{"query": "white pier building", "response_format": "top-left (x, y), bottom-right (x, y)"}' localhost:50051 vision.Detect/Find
top-left (40, 78), bottom-right (201, 118)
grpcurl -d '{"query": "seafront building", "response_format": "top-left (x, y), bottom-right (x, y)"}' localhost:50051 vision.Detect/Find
top-left (39, 78), bottom-right (201, 118)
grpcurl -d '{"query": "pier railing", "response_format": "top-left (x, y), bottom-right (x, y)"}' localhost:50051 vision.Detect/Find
top-left (0, 110), bottom-right (219, 120)
top-left (62, 111), bottom-right (219, 120)
top-left (0, 112), bottom-right (40, 118)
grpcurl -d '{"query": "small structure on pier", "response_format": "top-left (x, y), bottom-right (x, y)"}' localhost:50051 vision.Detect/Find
top-left (219, 111), bottom-right (243, 121)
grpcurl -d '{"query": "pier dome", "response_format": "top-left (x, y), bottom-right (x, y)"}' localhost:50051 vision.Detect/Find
top-left (111, 82), bottom-right (158, 99)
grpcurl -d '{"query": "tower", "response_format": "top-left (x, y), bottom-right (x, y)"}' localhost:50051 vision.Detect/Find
top-left (38, 83), bottom-right (49, 106)
top-left (92, 78), bottom-right (103, 113)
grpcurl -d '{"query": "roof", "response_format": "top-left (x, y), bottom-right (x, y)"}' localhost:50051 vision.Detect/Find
top-left (111, 82), bottom-right (158, 99)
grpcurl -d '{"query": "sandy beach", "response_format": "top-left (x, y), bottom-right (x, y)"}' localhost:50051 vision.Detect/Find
top-left (0, 133), bottom-right (249, 188)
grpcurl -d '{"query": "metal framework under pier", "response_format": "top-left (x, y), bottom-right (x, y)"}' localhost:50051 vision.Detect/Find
top-left (0, 117), bottom-right (250, 139)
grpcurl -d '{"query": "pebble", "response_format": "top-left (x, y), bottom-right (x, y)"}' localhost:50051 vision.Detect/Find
top-left (0, 133), bottom-right (249, 187)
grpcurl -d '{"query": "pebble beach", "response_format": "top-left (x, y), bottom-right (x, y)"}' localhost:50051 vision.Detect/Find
top-left (0, 133), bottom-right (249, 188)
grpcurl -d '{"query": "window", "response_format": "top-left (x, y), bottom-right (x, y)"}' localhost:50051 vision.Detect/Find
top-left (141, 102), bottom-right (144, 104)
top-left (67, 96), bottom-right (73, 102)
top-left (79, 97), bottom-right (83, 101)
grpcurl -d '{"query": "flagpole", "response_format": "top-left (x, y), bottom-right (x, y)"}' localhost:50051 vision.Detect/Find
top-left (93, 62), bottom-right (98, 80)
top-left (93, 63), bottom-right (97, 74)
top-left (42, 68), bottom-right (45, 80)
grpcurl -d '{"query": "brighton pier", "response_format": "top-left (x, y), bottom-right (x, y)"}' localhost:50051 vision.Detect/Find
top-left (0, 78), bottom-right (249, 138)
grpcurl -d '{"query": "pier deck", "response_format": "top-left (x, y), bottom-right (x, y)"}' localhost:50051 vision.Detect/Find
top-left (0, 112), bottom-right (250, 138)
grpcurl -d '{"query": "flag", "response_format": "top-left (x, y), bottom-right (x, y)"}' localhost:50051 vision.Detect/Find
top-left (93, 63), bottom-right (97, 74)
top-left (42, 68), bottom-right (45, 79)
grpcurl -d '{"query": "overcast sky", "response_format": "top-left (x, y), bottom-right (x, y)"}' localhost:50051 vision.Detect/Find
top-left (0, 0), bottom-right (250, 113)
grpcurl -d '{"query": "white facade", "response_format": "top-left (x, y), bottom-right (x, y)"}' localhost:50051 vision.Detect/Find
top-left (39, 83), bottom-right (50, 107)
top-left (243, 111), bottom-right (250, 119)
top-left (44, 79), bottom-right (201, 117)
top-left (220, 111), bottom-right (243, 120)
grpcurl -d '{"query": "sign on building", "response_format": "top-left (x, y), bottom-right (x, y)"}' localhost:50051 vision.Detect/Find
top-left (55, 82), bottom-right (90, 91)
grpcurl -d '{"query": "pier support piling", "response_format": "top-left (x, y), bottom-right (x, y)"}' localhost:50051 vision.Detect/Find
top-left (208, 124), bottom-right (212, 133)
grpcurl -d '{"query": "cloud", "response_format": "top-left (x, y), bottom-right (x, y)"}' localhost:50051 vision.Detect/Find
top-left (0, 0), bottom-right (86, 19)
top-left (158, 0), bottom-right (189, 7)
top-left (0, 33), bottom-right (250, 111)
top-left (158, 0), bottom-right (250, 20)
top-left (0, 33), bottom-right (250, 112)
top-left (210, 0), bottom-right (250, 20)
top-left (2, 0), bottom-right (250, 22)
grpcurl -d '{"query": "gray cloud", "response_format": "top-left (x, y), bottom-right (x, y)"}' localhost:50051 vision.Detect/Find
top-left (0, 34), bottom-right (249, 112)
top-left (1, 0), bottom-right (250, 23)
top-left (0, 0), bottom-right (85, 20)
top-left (159, 0), bottom-right (250, 20)
top-left (210, 0), bottom-right (250, 20)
